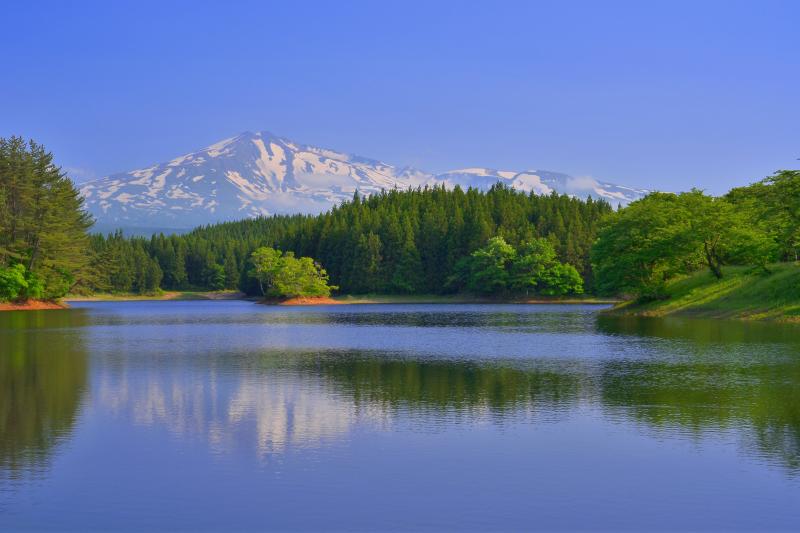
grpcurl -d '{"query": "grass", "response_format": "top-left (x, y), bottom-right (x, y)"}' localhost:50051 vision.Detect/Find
top-left (332, 293), bottom-right (618, 305)
top-left (65, 290), bottom-right (244, 302)
top-left (63, 291), bottom-right (616, 306)
top-left (609, 262), bottom-right (800, 322)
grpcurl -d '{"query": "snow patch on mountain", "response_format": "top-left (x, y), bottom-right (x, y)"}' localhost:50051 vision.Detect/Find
top-left (81, 131), bottom-right (649, 231)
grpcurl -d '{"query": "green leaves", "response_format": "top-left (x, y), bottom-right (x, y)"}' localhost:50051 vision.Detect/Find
top-left (249, 247), bottom-right (334, 299)
top-left (453, 236), bottom-right (583, 296)
top-left (0, 264), bottom-right (28, 301)
top-left (0, 137), bottom-right (93, 301)
top-left (592, 189), bottom-right (779, 299)
top-left (728, 170), bottom-right (800, 262)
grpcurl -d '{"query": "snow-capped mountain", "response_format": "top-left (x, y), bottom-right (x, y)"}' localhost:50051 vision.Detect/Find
top-left (80, 131), bottom-right (648, 232)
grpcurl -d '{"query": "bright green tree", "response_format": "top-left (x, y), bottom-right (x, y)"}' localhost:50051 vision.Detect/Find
top-left (465, 236), bottom-right (516, 294)
top-left (592, 193), bottom-right (692, 299)
top-left (249, 247), bottom-right (334, 299)
top-left (510, 238), bottom-right (583, 296)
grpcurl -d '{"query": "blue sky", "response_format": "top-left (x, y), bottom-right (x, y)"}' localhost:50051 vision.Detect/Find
top-left (1, 0), bottom-right (797, 193)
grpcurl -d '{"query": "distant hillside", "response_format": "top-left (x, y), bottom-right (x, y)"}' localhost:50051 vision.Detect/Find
top-left (79, 131), bottom-right (648, 232)
top-left (608, 264), bottom-right (800, 322)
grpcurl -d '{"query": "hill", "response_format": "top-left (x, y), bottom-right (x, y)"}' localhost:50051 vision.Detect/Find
top-left (608, 263), bottom-right (800, 322)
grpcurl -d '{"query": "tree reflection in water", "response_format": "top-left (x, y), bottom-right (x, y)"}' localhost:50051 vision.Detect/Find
top-left (0, 310), bottom-right (89, 480)
top-left (1, 306), bottom-right (799, 482)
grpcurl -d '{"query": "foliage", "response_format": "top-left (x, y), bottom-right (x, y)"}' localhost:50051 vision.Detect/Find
top-left (609, 263), bottom-right (800, 321)
top-left (88, 185), bottom-right (610, 296)
top-left (0, 264), bottom-right (28, 301)
top-left (727, 170), bottom-right (800, 262)
top-left (249, 247), bottom-right (334, 298)
top-left (450, 236), bottom-right (583, 296)
top-left (80, 169), bottom-right (796, 300)
top-left (0, 137), bottom-right (93, 301)
top-left (592, 193), bottom-right (689, 299)
top-left (84, 231), bottom-right (163, 294)
top-left (592, 190), bottom-right (777, 299)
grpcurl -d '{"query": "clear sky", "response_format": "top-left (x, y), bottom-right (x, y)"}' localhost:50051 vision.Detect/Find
top-left (1, 0), bottom-right (797, 194)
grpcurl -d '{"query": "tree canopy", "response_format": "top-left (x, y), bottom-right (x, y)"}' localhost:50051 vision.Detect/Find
top-left (449, 236), bottom-right (583, 296)
top-left (86, 185), bottom-right (609, 297)
top-left (727, 170), bottom-right (800, 262)
top-left (249, 247), bottom-right (334, 299)
top-left (0, 137), bottom-right (93, 301)
top-left (592, 189), bottom-right (778, 299)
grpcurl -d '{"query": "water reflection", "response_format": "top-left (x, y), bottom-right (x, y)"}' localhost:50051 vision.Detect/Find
top-left (600, 359), bottom-right (800, 470)
top-left (87, 346), bottom-right (800, 472)
top-left (2, 303), bottom-right (800, 485)
top-left (305, 355), bottom-right (583, 417)
top-left (598, 315), bottom-right (800, 471)
top-left (597, 314), bottom-right (800, 346)
top-left (0, 310), bottom-right (89, 480)
top-left (94, 355), bottom-right (372, 458)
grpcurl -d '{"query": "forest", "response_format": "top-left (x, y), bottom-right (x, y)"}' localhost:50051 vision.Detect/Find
top-left (83, 184), bottom-right (608, 298)
top-left (1, 136), bottom-right (797, 303)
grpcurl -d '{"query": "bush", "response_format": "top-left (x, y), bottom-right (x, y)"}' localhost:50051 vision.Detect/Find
top-left (249, 247), bottom-right (335, 299)
top-left (0, 264), bottom-right (29, 301)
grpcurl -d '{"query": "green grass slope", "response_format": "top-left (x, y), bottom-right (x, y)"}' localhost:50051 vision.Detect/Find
top-left (609, 263), bottom-right (800, 322)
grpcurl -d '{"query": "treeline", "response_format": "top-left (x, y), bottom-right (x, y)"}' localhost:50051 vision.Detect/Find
top-left (7, 135), bottom-right (793, 303)
top-left (87, 185), bottom-right (611, 296)
top-left (592, 170), bottom-right (800, 300)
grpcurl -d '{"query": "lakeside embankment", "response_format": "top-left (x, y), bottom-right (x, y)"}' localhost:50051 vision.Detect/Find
top-left (57, 292), bottom-right (616, 307)
top-left (330, 294), bottom-right (618, 305)
top-left (258, 295), bottom-right (618, 306)
top-left (2, 292), bottom-right (617, 311)
top-left (0, 299), bottom-right (68, 311)
top-left (65, 291), bottom-right (245, 302)
top-left (606, 263), bottom-right (800, 322)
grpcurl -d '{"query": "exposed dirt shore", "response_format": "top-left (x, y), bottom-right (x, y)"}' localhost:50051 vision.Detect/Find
top-left (259, 296), bottom-right (343, 306)
top-left (0, 300), bottom-right (68, 311)
top-left (65, 291), bottom-right (245, 302)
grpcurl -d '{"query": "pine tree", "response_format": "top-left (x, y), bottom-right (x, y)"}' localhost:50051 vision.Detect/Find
top-left (0, 137), bottom-right (93, 300)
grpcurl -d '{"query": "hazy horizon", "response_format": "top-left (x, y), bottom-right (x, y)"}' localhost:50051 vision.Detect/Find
top-left (2, 0), bottom-right (798, 195)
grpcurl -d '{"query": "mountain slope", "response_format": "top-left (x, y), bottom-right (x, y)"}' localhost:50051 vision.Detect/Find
top-left (80, 131), bottom-right (648, 231)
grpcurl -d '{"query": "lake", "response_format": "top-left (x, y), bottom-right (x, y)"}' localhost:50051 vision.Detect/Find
top-left (1, 301), bottom-right (799, 531)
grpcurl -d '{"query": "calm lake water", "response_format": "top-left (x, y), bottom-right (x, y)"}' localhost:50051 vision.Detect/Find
top-left (1, 301), bottom-right (799, 531)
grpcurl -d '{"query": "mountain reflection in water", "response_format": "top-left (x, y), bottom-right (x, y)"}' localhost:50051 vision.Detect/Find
top-left (1, 302), bottom-right (799, 530)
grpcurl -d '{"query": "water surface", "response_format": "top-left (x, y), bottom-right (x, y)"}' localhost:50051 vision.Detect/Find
top-left (1, 302), bottom-right (799, 530)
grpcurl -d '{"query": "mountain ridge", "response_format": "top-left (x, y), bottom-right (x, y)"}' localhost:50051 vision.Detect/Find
top-left (80, 131), bottom-right (648, 232)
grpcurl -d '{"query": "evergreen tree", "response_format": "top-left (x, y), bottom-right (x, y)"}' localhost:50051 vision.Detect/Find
top-left (0, 137), bottom-right (93, 300)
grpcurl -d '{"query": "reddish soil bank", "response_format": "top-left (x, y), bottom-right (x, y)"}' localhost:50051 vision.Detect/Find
top-left (0, 300), bottom-right (68, 311)
top-left (260, 296), bottom-right (343, 306)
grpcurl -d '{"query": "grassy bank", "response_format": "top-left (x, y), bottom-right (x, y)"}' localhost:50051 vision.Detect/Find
top-left (608, 263), bottom-right (800, 322)
top-left (332, 294), bottom-right (618, 305)
top-left (63, 291), bottom-right (615, 305)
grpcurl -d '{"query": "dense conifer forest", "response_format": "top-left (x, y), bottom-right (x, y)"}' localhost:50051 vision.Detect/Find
top-left (85, 185), bottom-right (611, 297)
top-left (2, 136), bottom-right (797, 304)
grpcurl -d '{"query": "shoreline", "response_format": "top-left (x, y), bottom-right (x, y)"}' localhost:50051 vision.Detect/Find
top-left (0, 300), bottom-right (68, 311)
top-left (603, 305), bottom-right (800, 324)
top-left (601, 263), bottom-right (800, 323)
top-left (258, 294), bottom-right (618, 306)
top-left (64, 290), bottom-right (246, 302)
top-left (58, 292), bottom-right (618, 306)
top-left (331, 294), bottom-right (618, 305)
